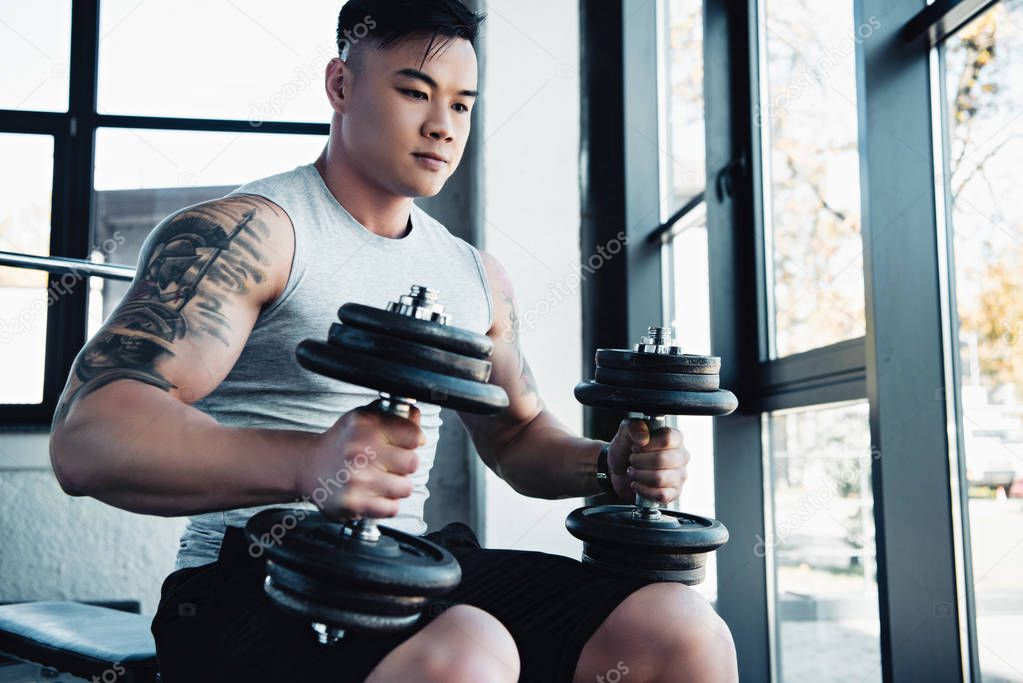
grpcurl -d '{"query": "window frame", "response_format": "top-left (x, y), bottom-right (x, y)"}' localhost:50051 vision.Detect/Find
top-left (0, 0), bottom-right (329, 428)
top-left (587, 0), bottom-right (999, 680)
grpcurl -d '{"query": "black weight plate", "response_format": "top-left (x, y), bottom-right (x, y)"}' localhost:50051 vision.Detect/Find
top-left (267, 560), bottom-right (427, 617)
top-left (575, 381), bottom-right (737, 417)
top-left (594, 367), bottom-right (719, 392)
top-left (579, 544), bottom-right (710, 585)
top-left (565, 505), bottom-right (729, 552)
top-left (328, 323), bottom-right (492, 383)
top-left (264, 577), bottom-right (422, 633)
top-left (297, 341), bottom-right (508, 414)
top-left (596, 349), bottom-right (720, 375)
top-left (245, 509), bottom-right (462, 596)
top-left (340, 303), bottom-right (493, 360)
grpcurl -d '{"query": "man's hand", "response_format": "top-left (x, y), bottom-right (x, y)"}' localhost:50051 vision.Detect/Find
top-left (607, 419), bottom-right (691, 505)
top-left (300, 401), bottom-right (425, 521)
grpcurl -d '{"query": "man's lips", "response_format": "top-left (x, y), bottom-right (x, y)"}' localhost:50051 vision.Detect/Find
top-left (413, 153), bottom-right (448, 171)
top-left (413, 152), bottom-right (448, 163)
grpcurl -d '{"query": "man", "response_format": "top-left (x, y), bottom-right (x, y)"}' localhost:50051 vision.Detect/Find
top-left (49, 1), bottom-right (738, 681)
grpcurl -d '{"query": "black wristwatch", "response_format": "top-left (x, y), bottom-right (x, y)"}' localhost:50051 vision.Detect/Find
top-left (595, 443), bottom-right (617, 497)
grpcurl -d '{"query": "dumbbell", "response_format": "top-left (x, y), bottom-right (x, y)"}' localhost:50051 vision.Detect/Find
top-left (567, 326), bottom-right (737, 585)
top-left (245, 286), bottom-right (508, 645)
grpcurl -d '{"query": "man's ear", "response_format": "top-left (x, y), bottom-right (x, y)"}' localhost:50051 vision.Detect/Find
top-left (325, 58), bottom-right (350, 113)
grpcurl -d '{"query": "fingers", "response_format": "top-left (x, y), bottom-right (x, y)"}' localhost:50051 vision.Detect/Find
top-left (628, 447), bottom-right (690, 470)
top-left (620, 420), bottom-right (685, 453)
top-left (360, 469), bottom-right (415, 499)
top-left (372, 444), bottom-right (420, 475)
top-left (361, 403), bottom-right (426, 448)
top-left (338, 492), bottom-right (401, 519)
top-left (637, 427), bottom-right (683, 452)
top-left (325, 469), bottom-right (415, 519)
top-left (630, 481), bottom-right (679, 505)
top-left (627, 465), bottom-right (684, 489)
top-left (622, 418), bottom-right (650, 447)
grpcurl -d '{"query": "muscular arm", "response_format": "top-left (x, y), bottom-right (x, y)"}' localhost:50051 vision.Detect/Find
top-left (49, 195), bottom-right (313, 516)
top-left (457, 253), bottom-right (608, 500)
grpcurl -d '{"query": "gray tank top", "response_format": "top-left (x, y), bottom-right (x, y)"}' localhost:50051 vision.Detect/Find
top-left (174, 162), bottom-right (493, 570)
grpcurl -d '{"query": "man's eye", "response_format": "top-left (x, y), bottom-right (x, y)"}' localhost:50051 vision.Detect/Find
top-left (453, 103), bottom-right (469, 113)
top-left (402, 89), bottom-right (428, 100)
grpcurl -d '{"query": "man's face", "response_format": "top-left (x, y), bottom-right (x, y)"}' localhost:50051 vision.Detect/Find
top-left (335, 36), bottom-right (478, 198)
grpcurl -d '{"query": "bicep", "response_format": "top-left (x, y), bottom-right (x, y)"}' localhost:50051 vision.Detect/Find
top-left (53, 195), bottom-right (293, 426)
top-left (458, 252), bottom-right (544, 457)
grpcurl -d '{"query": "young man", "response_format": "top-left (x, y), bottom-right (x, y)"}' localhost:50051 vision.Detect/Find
top-left (49, 1), bottom-right (738, 681)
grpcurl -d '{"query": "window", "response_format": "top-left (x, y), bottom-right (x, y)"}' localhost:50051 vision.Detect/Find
top-left (939, 2), bottom-right (1023, 679)
top-left (765, 401), bottom-right (880, 682)
top-left (0, 134), bottom-right (54, 404)
top-left (0, 1), bottom-right (72, 112)
top-left (660, 0), bottom-right (705, 214)
top-left (757, 0), bottom-right (866, 358)
top-left (613, 0), bottom-right (1022, 678)
top-left (96, 0), bottom-right (341, 123)
top-left (0, 3), bottom-right (328, 423)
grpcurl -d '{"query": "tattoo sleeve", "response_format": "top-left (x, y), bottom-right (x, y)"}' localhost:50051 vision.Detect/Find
top-left (52, 196), bottom-right (281, 428)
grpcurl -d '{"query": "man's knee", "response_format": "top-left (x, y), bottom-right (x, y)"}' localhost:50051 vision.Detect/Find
top-left (619, 583), bottom-right (737, 678)
top-left (401, 605), bottom-right (520, 683)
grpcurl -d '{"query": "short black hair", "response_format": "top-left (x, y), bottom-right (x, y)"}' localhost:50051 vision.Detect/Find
top-left (337, 0), bottom-right (485, 71)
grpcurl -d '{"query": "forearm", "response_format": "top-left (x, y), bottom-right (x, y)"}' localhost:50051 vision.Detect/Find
top-left (494, 409), bottom-right (610, 500)
top-left (51, 381), bottom-right (311, 517)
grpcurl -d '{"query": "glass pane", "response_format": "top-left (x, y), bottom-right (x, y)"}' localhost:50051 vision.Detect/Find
top-left (89, 128), bottom-right (325, 332)
top-left (0, 267), bottom-right (49, 404)
top-left (665, 201), bottom-right (717, 601)
top-left (98, 0), bottom-right (341, 123)
top-left (766, 401), bottom-right (881, 682)
top-left (0, 133), bottom-right (54, 257)
top-left (943, 2), bottom-right (1023, 680)
top-left (661, 0), bottom-right (705, 212)
top-left (759, 0), bottom-right (867, 357)
top-left (0, 0), bottom-right (71, 112)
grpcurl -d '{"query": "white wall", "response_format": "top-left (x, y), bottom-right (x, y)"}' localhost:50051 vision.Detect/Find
top-left (0, 435), bottom-right (184, 615)
top-left (479, 0), bottom-right (585, 557)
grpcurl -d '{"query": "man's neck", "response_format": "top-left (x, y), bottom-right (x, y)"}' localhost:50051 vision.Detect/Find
top-left (314, 148), bottom-right (413, 239)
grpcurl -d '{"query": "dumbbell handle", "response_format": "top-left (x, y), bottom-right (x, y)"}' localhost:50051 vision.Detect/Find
top-left (343, 394), bottom-right (417, 543)
top-left (633, 415), bottom-right (669, 515)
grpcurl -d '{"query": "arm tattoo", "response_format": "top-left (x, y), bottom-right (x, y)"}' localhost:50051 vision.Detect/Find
top-left (501, 289), bottom-right (541, 403)
top-left (52, 197), bottom-right (279, 427)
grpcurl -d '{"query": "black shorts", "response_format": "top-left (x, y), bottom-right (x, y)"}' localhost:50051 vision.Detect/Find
top-left (151, 521), bottom-right (652, 682)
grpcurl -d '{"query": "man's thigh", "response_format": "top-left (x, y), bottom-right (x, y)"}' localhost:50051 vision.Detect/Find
top-left (429, 529), bottom-right (651, 683)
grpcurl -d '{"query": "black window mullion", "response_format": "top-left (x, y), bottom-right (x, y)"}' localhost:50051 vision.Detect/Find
top-left (0, 111), bottom-right (66, 134)
top-left (902, 0), bottom-right (1000, 46)
top-left (857, 0), bottom-right (968, 677)
top-left (94, 114), bottom-right (328, 136)
top-left (42, 0), bottom-right (100, 423)
top-left (704, 0), bottom-right (773, 678)
top-left (755, 337), bottom-right (868, 412)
